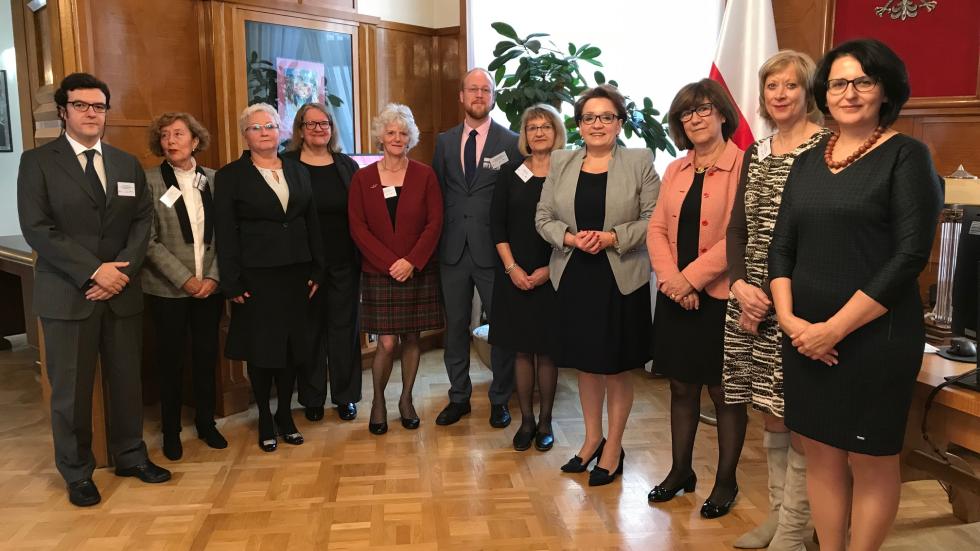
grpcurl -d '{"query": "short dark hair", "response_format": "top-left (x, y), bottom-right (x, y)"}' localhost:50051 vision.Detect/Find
top-left (813, 38), bottom-right (910, 128)
top-left (574, 84), bottom-right (627, 124)
top-left (54, 72), bottom-right (111, 109)
top-left (666, 79), bottom-right (739, 151)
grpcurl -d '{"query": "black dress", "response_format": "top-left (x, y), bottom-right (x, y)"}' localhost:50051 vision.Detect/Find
top-left (554, 171), bottom-right (651, 373)
top-left (652, 171), bottom-right (728, 385)
top-left (488, 163), bottom-right (558, 354)
top-left (768, 134), bottom-right (943, 456)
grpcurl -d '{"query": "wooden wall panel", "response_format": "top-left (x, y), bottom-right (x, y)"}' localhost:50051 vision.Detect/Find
top-left (374, 25), bottom-right (438, 161)
top-left (434, 28), bottom-right (463, 133)
top-left (772, 0), bottom-right (833, 63)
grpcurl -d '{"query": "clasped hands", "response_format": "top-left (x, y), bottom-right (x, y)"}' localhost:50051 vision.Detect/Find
top-left (778, 314), bottom-right (842, 367)
top-left (389, 258), bottom-right (414, 283)
top-left (181, 276), bottom-right (219, 298)
top-left (659, 272), bottom-right (699, 311)
top-left (507, 265), bottom-right (549, 291)
top-left (572, 230), bottom-right (615, 255)
top-left (731, 279), bottom-right (771, 335)
top-left (85, 261), bottom-right (130, 301)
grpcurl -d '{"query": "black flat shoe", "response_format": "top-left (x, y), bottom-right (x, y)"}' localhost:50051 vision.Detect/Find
top-left (512, 426), bottom-right (536, 451)
top-left (534, 431), bottom-right (554, 452)
top-left (489, 404), bottom-right (511, 428)
top-left (258, 414), bottom-right (277, 452)
top-left (67, 478), bottom-right (101, 507)
top-left (305, 406), bottom-right (325, 422)
top-left (398, 401), bottom-right (420, 430)
top-left (197, 427), bottom-right (228, 450)
top-left (163, 432), bottom-right (182, 461)
top-left (369, 421), bottom-right (388, 435)
top-left (259, 437), bottom-right (277, 452)
top-left (649, 472), bottom-right (697, 502)
top-left (116, 460), bottom-right (172, 483)
top-left (588, 448), bottom-right (625, 486)
top-left (701, 486), bottom-right (738, 519)
top-left (560, 438), bottom-right (606, 473)
top-left (281, 431), bottom-right (304, 445)
top-left (275, 412), bottom-right (302, 445)
top-left (436, 401), bottom-right (471, 426)
top-left (337, 402), bottom-right (357, 421)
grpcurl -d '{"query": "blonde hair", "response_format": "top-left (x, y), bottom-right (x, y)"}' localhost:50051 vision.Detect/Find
top-left (757, 50), bottom-right (824, 128)
top-left (286, 103), bottom-right (340, 153)
top-left (371, 103), bottom-right (420, 151)
top-left (517, 104), bottom-right (566, 156)
top-left (147, 112), bottom-right (210, 157)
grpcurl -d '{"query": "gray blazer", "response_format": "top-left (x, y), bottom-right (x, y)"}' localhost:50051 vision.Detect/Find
top-left (142, 164), bottom-right (219, 298)
top-left (17, 135), bottom-right (152, 320)
top-left (535, 145), bottom-right (661, 294)
top-left (432, 120), bottom-right (521, 267)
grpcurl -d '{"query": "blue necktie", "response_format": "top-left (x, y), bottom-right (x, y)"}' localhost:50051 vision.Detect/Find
top-left (464, 129), bottom-right (478, 185)
top-left (84, 149), bottom-right (107, 207)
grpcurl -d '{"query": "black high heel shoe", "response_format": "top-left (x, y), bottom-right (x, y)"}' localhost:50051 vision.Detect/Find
top-left (588, 448), bottom-right (625, 486)
top-left (369, 402), bottom-right (388, 435)
top-left (258, 414), bottom-right (277, 453)
top-left (648, 472), bottom-right (697, 502)
top-left (398, 401), bottom-right (420, 430)
top-left (700, 485), bottom-right (738, 519)
top-left (560, 438), bottom-right (606, 473)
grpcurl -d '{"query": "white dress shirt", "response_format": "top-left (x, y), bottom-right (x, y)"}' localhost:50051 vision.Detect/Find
top-left (171, 161), bottom-right (207, 279)
top-left (65, 133), bottom-right (106, 190)
top-left (255, 166), bottom-right (289, 212)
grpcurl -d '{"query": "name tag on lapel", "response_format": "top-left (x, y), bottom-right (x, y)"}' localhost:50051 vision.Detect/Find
top-left (118, 182), bottom-right (136, 197)
top-left (482, 151), bottom-right (509, 171)
top-left (194, 174), bottom-right (208, 191)
top-left (758, 138), bottom-right (772, 161)
top-left (160, 187), bottom-right (182, 208)
top-left (514, 163), bottom-right (534, 182)
top-left (382, 185), bottom-right (398, 199)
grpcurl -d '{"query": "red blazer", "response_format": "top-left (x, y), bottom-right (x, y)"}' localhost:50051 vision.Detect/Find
top-left (647, 139), bottom-right (744, 300)
top-left (348, 159), bottom-right (444, 274)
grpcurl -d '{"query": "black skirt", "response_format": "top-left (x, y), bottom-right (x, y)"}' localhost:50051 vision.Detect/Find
top-left (652, 291), bottom-right (728, 385)
top-left (225, 262), bottom-right (312, 369)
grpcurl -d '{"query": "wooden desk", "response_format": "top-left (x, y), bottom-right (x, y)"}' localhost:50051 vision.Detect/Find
top-left (902, 353), bottom-right (980, 522)
top-left (0, 235), bottom-right (37, 349)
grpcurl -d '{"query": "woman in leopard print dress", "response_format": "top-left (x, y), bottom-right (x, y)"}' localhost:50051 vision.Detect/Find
top-left (723, 50), bottom-right (830, 551)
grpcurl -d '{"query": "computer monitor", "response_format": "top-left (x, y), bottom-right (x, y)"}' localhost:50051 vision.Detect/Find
top-left (944, 206), bottom-right (980, 390)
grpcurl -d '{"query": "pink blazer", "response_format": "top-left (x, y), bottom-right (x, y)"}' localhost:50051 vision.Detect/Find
top-left (647, 139), bottom-right (744, 300)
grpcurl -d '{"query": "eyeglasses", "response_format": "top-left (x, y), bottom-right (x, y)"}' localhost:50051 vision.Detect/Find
top-left (68, 100), bottom-right (109, 113)
top-left (680, 103), bottom-right (713, 122)
top-left (303, 120), bottom-right (331, 130)
top-left (464, 86), bottom-right (493, 96)
top-left (525, 123), bottom-right (554, 134)
top-left (827, 76), bottom-right (877, 95)
top-left (581, 113), bottom-right (621, 125)
top-left (245, 123), bottom-right (279, 132)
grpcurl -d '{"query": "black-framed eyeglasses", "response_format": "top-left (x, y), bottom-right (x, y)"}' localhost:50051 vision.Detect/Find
top-left (680, 103), bottom-right (713, 122)
top-left (303, 120), bottom-right (331, 130)
top-left (827, 76), bottom-right (878, 95)
top-left (525, 123), bottom-right (554, 134)
top-left (68, 100), bottom-right (109, 114)
top-left (245, 123), bottom-right (279, 132)
top-left (581, 113), bottom-right (621, 125)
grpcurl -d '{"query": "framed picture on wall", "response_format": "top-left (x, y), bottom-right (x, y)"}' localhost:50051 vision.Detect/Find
top-left (0, 70), bottom-right (12, 153)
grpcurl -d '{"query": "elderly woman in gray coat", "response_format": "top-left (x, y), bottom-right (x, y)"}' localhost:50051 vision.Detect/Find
top-left (142, 112), bottom-right (227, 461)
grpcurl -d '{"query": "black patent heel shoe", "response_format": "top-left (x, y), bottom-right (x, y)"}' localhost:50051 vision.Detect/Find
top-left (257, 413), bottom-right (277, 453)
top-left (701, 485), bottom-right (738, 518)
top-left (560, 438), bottom-right (606, 473)
top-left (398, 400), bottom-right (420, 430)
top-left (275, 411), bottom-right (304, 445)
top-left (588, 448), bottom-right (625, 486)
top-left (648, 472), bottom-right (697, 502)
top-left (369, 402), bottom-right (388, 435)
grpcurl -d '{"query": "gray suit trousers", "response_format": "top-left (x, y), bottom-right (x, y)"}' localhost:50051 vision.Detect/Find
top-left (42, 304), bottom-right (148, 483)
top-left (440, 245), bottom-right (515, 405)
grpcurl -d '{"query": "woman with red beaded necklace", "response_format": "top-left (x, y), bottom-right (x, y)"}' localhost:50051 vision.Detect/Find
top-left (768, 39), bottom-right (942, 551)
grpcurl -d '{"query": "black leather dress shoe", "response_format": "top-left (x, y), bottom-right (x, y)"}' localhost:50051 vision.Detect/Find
top-left (701, 486), bottom-right (738, 519)
top-left (163, 432), bottom-right (182, 461)
top-left (512, 426), bottom-right (536, 451)
top-left (337, 403), bottom-right (357, 421)
top-left (305, 406), bottom-right (325, 422)
top-left (198, 427), bottom-right (228, 450)
top-left (435, 401), bottom-right (471, 426)
top-left (588, 448), bottom-right (625, 486)
top-left (649, 472), bottom-right (697, 502)
top-left (534, 431), bottom-right (554, 452)
top-left (560, 438), bottom-right (606, 473)
top-left (67, 478), bottom-right (101, 507)
top-left (489, 404), bottom-right (511, 428)
top-left (116, 460), bottom-right (172, 483)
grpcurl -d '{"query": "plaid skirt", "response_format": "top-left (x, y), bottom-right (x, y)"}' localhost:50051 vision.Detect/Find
top-left (360, 261), bottom-right (445, 334)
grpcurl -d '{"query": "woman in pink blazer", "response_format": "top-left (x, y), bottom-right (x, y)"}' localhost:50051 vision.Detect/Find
top-left (646, 79), bottom-right (746, 519)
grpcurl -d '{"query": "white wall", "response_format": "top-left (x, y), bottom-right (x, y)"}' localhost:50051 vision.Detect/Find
top-left (0, 0), bottom-right (23, 236)
top-left (359, 0), bottom-right (460, 28)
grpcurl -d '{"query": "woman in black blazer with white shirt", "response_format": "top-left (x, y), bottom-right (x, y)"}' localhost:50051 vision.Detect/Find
top-left (214, 103), bottom-right (325, 452)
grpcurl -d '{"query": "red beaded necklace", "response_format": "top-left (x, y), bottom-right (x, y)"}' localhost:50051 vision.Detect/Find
top-left (824, 126), bottom-right (885, 170)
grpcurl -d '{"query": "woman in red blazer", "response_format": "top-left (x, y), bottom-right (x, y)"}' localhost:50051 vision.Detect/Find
top-left (348, 103), bottom-right (444, 435)
top-left (646, 79), bottom-right (746, 519)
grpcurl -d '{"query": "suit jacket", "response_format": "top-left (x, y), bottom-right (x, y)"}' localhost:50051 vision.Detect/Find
top-left (17, 134), bottom-right (152, 320)
top-left (142, 163), bottom-right (219, 298)
top-left (348, 159), bottom-right (443, 274)
top-left (431, 120), bottom-right (521, 267)
top-left (647, 139), bottom-right (744, 300)
top-left (213, 151), bottom-right (325, 298)
top-left (535, 145), bottom-right (661, 295)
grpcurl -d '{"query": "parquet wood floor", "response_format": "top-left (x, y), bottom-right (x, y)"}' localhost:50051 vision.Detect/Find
top-left (0, 335), bottom-right (972, 550)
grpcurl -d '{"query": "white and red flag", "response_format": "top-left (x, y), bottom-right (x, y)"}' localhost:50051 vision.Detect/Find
top-left (709, 0), bottom-right (779, 149)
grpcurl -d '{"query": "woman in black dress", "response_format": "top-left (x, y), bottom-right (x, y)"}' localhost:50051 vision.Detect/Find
top-left (769, 39), bottom-right (942, 551)
top-left (489, 104), bottom-right (565, 452)
top-left (283, 103), bottom-right (362, 424)
top-left (214, 103), bottom-right (325, 452)
top-left (536, 85), bottom-right (661, 486)
top-left (646, 80), bottom-right (745, 518)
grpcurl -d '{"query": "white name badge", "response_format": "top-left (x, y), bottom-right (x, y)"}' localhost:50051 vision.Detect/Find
top-left (382, 185), bottom-right (398, 199)
top-left (118, 182), bottom-right (136, 197)
top-left (194, 174), bottom-right (208, 191)
top-left (514, 163), bottom-right (534, 182)
top-left (160, 186), bottom-right (182, 208)
top-left (489, 151), bottom-right (509, 169)
top-left (758, 138), bottom-right (772, 161)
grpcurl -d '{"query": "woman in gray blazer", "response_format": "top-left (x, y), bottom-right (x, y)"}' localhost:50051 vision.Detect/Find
top-left (142, 112), bottom-right (226, 461)
top-left (535, 85), bottom-right (661, 486)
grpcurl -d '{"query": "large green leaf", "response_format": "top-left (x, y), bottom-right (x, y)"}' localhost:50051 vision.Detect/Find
top-left (487, 49), bottom-right (522, 72)
top-left (525, 40), bottom-right (541, 54)
top-left (493, 40), bottom-right (517, 57)
top-left (491, 22), bottom-right (519, 41)
top-left (594, 71), bottom-right (605, 85)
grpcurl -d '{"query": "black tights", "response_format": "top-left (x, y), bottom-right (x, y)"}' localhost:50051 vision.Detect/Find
top-left (514, 353), bottom-right (558, 433)
top-left (248, 365), bottom-right (298, 437)
top-left (662, 379), bottom-right (747, 503)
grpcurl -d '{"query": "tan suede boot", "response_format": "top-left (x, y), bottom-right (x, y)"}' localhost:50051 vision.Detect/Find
top-left (768, 445), bottom-right (811, 551)
top-left (734, 430), bottom-right (790, 549)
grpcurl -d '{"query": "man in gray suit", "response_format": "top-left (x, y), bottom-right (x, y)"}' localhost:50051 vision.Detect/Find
top-left (431, 68), bottom-right (521, 427)
top-left (17, 73), bottom-right (171, 507)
